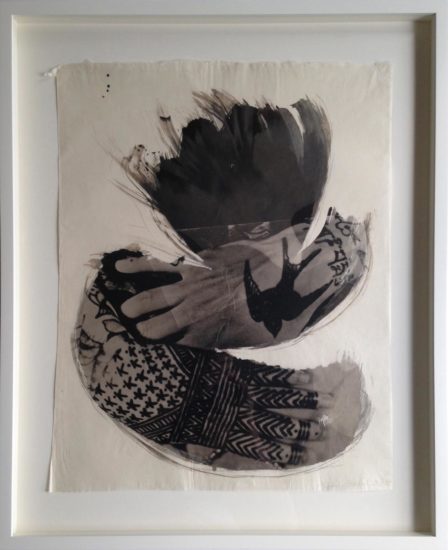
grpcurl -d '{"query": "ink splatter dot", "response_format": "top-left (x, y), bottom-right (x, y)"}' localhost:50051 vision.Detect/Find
top-left (102, 75), bottom-right (111, 97)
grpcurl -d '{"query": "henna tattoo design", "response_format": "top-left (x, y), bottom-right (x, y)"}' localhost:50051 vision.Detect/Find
top-left (75, 255), bottom-right (335, 469)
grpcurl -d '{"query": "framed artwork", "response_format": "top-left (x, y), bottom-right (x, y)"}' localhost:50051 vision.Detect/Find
top-left (51, 59), bottom-right (390, 490)
top-left (0, 1), bottom-right (446, 549)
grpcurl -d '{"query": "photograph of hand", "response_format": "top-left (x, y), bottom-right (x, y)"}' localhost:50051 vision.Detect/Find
top-left (74, 91), bottom-right (372, 472)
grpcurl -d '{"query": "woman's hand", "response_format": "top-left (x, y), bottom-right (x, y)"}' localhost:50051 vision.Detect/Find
top-left (76, 281), bottom-right (368, 471)
top-left (115, 212), bottom-right (368, 349)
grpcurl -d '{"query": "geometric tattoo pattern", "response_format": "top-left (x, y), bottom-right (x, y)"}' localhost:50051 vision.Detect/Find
top-left (75, 252), bottom-right (322, 469)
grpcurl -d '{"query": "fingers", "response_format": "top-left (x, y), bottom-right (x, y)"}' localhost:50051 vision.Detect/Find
top-left (225, 431), bottom-right (306, 466)
top-left (246, 384), bottom-right (333, 409)
top-left (286, 369), bottom-right (313, 386)
top-left (122, 287), bottom-right (184, 319)
top-left (136, 308), bottom-right (184, 341)
top-left (236, 407), bottom-right (323, 442)
top-left (115, 255), bottom-right (184, 274)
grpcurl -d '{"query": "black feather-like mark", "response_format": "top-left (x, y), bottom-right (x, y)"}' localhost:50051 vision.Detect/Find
top-left (136, 95), bottom-right (331, 251)
top-left (244, 238), bottom-right (331, 337)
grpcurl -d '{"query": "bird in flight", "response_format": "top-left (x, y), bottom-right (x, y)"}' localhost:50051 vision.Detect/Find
top-left (244, 238), bottom-right (333, 337)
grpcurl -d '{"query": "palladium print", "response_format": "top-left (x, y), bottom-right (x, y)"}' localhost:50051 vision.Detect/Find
top-left (77, 94), bottom-right (369, 470)
top-left (51, 61), bottom-right (391, 489)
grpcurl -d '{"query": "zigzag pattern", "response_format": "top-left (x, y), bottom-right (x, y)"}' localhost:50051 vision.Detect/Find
top-left (129, 407), bottom-right (181, 442)
top-left (169, 354), bottom-right (206, 443)
top-left (176, 384), bottom-right (215, 443)
top-left (225, 432), bottom-right (305, 466)
top-left (169, 352), bottom-right (227, 444)
top-left (170, 352), bottom-right (248, 447)
top-left (246, 385), bottom-right (318, 409)
top-left (167, 345), bottom-right (200, 378)
top-left (248, 363), bottom-right (297, 387)
top-left (77, 258), bottom-right (326, 468)
top-left (237, 407), bottom-right (311, 441)
top-left (200, 356), bottom-right (246, 448)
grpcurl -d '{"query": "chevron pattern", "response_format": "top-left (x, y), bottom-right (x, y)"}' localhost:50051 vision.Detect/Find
top-left (246, 385), bottom-right (318, 409)
top-left (76, 256), bottom-right (325, 470)
top-left (236, 407), bottom-right (311, 441)
top-left (247, 363), bottom-right (298, 387)
top-left (129, 407), bottom-right (181, 443)
top-left (225, 432), bottom-right (305, 466)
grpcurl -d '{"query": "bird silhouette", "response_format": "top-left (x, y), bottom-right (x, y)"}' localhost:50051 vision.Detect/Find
top-left (244, 238), bottom-right (333, 338)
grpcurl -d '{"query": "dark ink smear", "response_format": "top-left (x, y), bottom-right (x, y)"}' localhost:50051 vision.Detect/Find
top-left (134, 91), bottom-right (331, 249)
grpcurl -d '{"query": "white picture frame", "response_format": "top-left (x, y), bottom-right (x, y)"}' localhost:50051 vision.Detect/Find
top-left (0, 0), bottom-right (447, 548)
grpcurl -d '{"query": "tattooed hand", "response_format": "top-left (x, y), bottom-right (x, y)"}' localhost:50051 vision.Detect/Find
top-left (74, 209), bottom-right (370, 471)
top-left (76, 278), bottom-right (369, 470)
top-left (112, 211), bottom-right (369, 349)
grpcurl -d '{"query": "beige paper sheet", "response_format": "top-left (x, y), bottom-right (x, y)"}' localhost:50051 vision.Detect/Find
top-left (50, 60), bottom-right (391, 491)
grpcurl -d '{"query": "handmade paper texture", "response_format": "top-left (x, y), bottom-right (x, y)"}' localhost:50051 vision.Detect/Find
top-left (50, 60), bottom-right (391, 490)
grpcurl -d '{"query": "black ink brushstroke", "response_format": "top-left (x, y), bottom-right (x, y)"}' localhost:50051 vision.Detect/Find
top-left (138, 94), bottom-right (331, 250)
